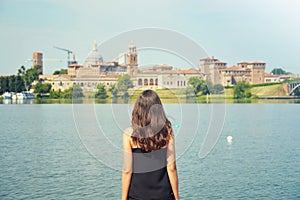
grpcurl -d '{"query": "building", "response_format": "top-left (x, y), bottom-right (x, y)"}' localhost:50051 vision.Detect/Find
top-left (40, 43), bottom-right (271, 93)
top-left (200, 56), bottom-right (221, 74)
top-left (83, 42), bottom-right (103, 67)
top-left (32, 52), bottom-right (43, 74)
top-left (237, 62), bottom-right (265, 85)
top-left (199, 57), bottom-right (227, 85)
top-left (134, 64), bottom-right (202, 89)
top-left (200, 57), bottom-right (266, 86)
top-left (40, 42), bottom-right (126, 92)
top-left (39, 73), bottom-right (121, 92)
top-left (278, 74), bottom-right (295, 82)
top-left (264, 73), bottom-right (280, 83)
top-left (220, 65), bottom-right (252, 86)
top-left (126, 41), bottom-right (138, 77)
top-left (40, 41), bottom-right (204, 92)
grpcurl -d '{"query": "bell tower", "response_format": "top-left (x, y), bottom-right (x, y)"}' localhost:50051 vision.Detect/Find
top-left (126, 41), bottom-right (138, 76)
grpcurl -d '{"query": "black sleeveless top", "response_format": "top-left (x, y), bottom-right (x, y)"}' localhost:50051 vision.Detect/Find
top-left (128, 148), bottom-right (174, 200)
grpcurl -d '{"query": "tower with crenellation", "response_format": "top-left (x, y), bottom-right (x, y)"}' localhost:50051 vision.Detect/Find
top-left (237, 62), bottom-right (266, 84)
top-left (126, 41), bottom-right (138, 77)
top-left (32, 52), bottom-right (43, 75)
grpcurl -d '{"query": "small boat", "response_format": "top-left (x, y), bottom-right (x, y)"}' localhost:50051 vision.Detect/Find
top-left (17, 93), bottom-right (25, 100)
top-left (22, 91), bottom-right (35, 99)
top-left (12, 93), bottom-right (17, 100)
top-left (2, 92), bottom-right (12, 99)
top-left (2, 99), bottom-right (11, 104)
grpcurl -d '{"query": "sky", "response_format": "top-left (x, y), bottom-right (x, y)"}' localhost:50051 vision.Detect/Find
top-left (0, 0), bottom-right (300, 75)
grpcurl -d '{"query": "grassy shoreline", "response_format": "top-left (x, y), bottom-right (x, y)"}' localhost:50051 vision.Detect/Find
top-left (2, 84), bottom-right (300, 104)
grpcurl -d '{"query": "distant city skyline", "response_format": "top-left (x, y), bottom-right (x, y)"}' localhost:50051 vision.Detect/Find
top-left (1, 0), bottom-right (300, 75)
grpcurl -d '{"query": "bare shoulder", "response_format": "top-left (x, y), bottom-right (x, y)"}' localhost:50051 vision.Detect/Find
top-left (123, 126), bottom-right (134, 148)
top-left (123, 126), bottom-right (133, 144)
top-left (123, 126), bottom-right (133, 136)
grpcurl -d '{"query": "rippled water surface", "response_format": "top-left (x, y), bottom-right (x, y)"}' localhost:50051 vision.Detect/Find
top-left (0, 104), bottom-right (299, 199)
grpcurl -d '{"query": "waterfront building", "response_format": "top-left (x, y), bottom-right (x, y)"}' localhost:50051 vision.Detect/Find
top-left (236, 62), bottom-right (265, 84)
top-left (83, 42), bottom-right (103, 67)
top-left (134, 65), bottom-right (202, 89)
top-left (39, 41), bottom-right (203, 92)
top-left (126, 41), bottom-right (138, 77)
top-left (199, 57), bottom-right (227, 85)
top-left (40, 43), bottom-right (270, 93)
top-left (32, 52), bottom-right (43, 74)
top-left (219, 65), bottom-right (251, 86)
top-left (67, 63), bottom-right (83, 78)
top-left (40, 42), bottom-right (127, 92)
top-left (39, 73), bottom-right (121, 92)
top-left (264, 73), bottom-right (280, 83)
top-left (200, 56), bottom-right (224, 74)
top-left (278, 74), bottom-right (295, 82)
top-left (200, 57), bottom-right (266, 86)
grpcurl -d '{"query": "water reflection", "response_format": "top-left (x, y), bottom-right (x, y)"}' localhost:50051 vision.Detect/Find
top-left (1, 98), bottom-right (300, 104)
top-left (2, 99), bottom-right (34, 104)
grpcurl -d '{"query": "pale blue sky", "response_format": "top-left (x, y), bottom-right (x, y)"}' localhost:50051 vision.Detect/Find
top-left (0, 0), bottom-right (299, 75)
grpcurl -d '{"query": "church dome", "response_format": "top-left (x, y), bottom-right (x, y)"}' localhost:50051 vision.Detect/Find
top-left (83, 42), bottom-right (103, 67)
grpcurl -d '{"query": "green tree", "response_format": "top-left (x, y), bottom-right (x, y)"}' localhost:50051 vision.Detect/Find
top-left (26, 68), bottom-right (39, 90)
top-left (8, 75), bottom-right (17, 92)
top-left (17, 66), bottom-right (27, 90)
top-left (17, 66), bottom-right (39, 91)
top-left (53, 70), bottom-right (60, 75)
top-left (95, 83), bottom-right (108, 99)
top-left (33, 65), bottom-right (42, 75)
top-left (187, 76), bottom-right (209, 95)
top-left (117, 74), bottom-right (133, 95)
top-left (71, 84), bottom-right (84, 98)
top-left (233, 81), bottom-right (252, 99)
top-left (50, 89), bottom-right (62, 99)
top-left (49, 85), bottom-right (83, 99)
top-left (15, 75), bottom-right (25, 92)
top-left (61, 87), bottom-right (72, 99)
top-left (109, 83), bottom-right (118, 97)
top-left (185, 86), bottom-right (196, 97)
top-left (53, 69), bottom-right (68, 75)
top-left (34, 83), bottom-right (52, 95)
top-left (270, 68), bottom-right (291, 75)
top-left (211, 84), bottom-right (224, 94)
top-left (0, 76), bottom-right (9, 94)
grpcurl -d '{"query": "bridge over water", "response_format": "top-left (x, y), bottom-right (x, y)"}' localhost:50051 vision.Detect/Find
top-left (286, 81), bottom-right (300, 96)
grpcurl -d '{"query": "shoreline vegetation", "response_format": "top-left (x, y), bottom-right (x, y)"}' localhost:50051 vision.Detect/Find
top-left (1, 83), bottom-right (300, 104)
top-left (1, 67), bottom-right (300, 104)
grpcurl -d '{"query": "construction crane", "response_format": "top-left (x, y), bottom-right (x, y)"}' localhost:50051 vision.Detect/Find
top-left (53, 46), bottom-right (73, 67)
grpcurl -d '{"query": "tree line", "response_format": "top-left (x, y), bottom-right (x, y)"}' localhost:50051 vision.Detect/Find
top-left (95, 74), bottom-right (134, 100)
top-left (0, 65), bottom-right (40, 95)
top-left (1, 66), bottom-right (267, 100)
top-left (94, 75), bottom-right (225, 101)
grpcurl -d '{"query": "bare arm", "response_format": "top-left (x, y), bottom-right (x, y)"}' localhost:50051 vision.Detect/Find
top-left (167, 132), bottom-right (179, 200)
top-left (122, 130), bottom-right (132, 200)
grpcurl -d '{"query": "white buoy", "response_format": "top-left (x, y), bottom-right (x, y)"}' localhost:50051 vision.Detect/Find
top-left (227, 135), bottom-right (233, 143)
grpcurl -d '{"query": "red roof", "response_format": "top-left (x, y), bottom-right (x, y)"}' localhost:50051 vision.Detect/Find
top-left (177, 68), bottom-right (200, 74)
top-left (265, 73), bottom-right (278, 77)
top-left (226, 66), bottom-right (242, 71)
top-left (238, 61), bottom-right (266, 64)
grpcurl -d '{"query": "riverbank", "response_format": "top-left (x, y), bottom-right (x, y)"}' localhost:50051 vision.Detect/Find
top-left (2, 84), bottom-right (299, 104)
top-left (2, 95), bottom-right (300, 104)
top-left (224, 83), bottom-right (287, 98)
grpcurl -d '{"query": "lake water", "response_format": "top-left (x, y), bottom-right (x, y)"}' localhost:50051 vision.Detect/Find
top-left (0, 104), bottom-right (299, 199)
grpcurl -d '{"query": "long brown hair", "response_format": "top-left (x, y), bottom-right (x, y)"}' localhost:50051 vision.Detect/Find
top-left (131, 90), bottom-right (172, 152)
